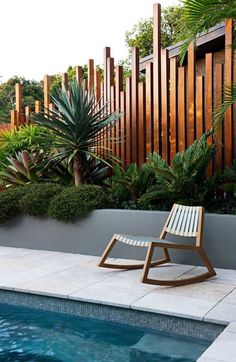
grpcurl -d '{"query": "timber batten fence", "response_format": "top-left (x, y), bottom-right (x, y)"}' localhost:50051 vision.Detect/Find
top-left (2, 3), bottom-right (236, 172)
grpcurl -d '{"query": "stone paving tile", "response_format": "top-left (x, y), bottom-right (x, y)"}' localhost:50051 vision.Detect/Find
top-left (204, 303), bottom-right (236, 324)
top-left (219, 288), bottom-right (236, 305)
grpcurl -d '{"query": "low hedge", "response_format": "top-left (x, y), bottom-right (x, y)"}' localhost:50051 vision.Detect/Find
top-left (48, 185), bottom-right (107, 222)
top-left (0, 187), bottom-right (26, 224)
top-left (19, 183), bottom-right (65, 217)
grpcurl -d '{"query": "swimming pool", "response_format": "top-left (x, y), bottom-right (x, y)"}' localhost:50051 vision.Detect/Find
top-left (0, 303), bottom-right (211, 362)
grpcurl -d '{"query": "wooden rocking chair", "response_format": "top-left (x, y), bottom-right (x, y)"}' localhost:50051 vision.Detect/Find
top-left (98, 204), bottom-right (216, 286)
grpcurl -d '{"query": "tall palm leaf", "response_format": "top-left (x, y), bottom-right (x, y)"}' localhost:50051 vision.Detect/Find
top-left (179, 0), bottom-right (236, 64)
top-left (30, 80), bottom-right (121, 185)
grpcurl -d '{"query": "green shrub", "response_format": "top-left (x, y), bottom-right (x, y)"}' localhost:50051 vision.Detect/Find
top-left (19, 183), bottom-right (64, 217)
top-left (0, 187), bottom-right (26, 224)
top-left (48, 185), bottom-right (107, 222)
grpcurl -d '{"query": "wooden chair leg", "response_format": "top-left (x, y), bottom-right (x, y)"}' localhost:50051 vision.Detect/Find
top-left (141, 244), bottom-right (216, 287)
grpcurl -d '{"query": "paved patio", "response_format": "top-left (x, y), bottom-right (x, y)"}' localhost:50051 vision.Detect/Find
top-left (0, 246), bottom-right (235, 361)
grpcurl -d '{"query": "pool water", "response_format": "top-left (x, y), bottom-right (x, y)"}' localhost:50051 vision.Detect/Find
top-left (0, 303), bottom-right (210, 362)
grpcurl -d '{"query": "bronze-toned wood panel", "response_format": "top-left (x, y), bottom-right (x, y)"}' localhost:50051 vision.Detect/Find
top-left (161, 49), bottom-right (169, 162)
top-left (187, 42), bottom-right (195, 145)
top-left (224, 19), bottom-right (233, 166)
top-left (170, 57), bottom-right (178, 161)
top-left (138, 82), bottom-right (146, 165)
top-left (125, 77), bottom-right (132, 166)
top-left (115, 65), bottom-right (123, 158)
top-left (120, 91), bottom-right (126, 168)
top-left (62, 73), bottom-right (68, 91)
top-left (95, 70), bottom-right (101, 104)
top-left (178, 67), bottom-right (186, 152)
top-left (145, 62), bottom-right (153, 155)
top-left (25, 106), bottom-right (30, 125)
top-left (110, 85), bottom-right (116, 155)
top-left (15, 83), bottom-right (22, 126)
top-left (76, 66), bottom-right (82, 86)
top-left (35, 100), bottom-right (42, 114)
top-left (215, 63), bottom-right (224, 172)
top-left (10, 110), bottom-right (17, 129)
top-left (43, 75), bottom-right (50, 116)
top-left (153, 3), bottom-right (161, 153)
top-left (88, 59), bottom-right (94, 95)
top-left (196, 76), bottom-right (204, 139)
top-left (131, 47), bottom-right (139, 164)
top-left (103, 47), bottom-right (110, 103)
top-left (205, 53), bottom-right (213, 174)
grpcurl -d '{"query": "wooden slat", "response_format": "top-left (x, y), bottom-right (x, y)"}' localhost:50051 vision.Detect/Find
top-left (153, 3), bottom-right (161, 153)
top-left (125, 77), bottom-right (132, 166)
top-left (103, 47), bottom-right (110, 103)
top-left (107, 57), bottom-right (114, 154)
top-left (35, 100), bottom-right (42, 114)
top-left (43, 75), bottom-right (50, 116)
top-left (205, 53), bottom-right (213, 174)
top-left (15, 83), bottom-right (22, 126)
top-left (25, 106), bottom-right (30, 124)
top-left (120, 91), bottom-right (126, 168)
top-left (233, 46), bottom-right (236, 161)
top-left (62, 73), bottom-right (68, 91)
top-left (88, 59), bottom-right (94, 95)
top-left (145, 62), bottom-right (153, 155)
top-left (170, 57), bottom-right (178, 161)
top-left (187, 42), bottom-right (195, 145)
top-left (131, 47), bottom-right (139, 163)
top-left (215, 63), bottom-right (224, 172)
top-left (178, 67), bottom-right (186, 152)
top-left (10, 109), bottom-right (17, 129)
top-left (110, 85), bottom-right (116, 155)
top-left (76, 66), bottom-right (83, 86)
top-left (224, 19), bottom-right (233, 166)
top-left (115, 65), bottom-right (123, 158)
top-left (95, 70), bottom-right (101, 103)
top-left (138, 82), bottom-right (146, 165)
top-left (196, 76), bottom-right (204, 139)
top-left (161, 49), bottom-right (169, 162)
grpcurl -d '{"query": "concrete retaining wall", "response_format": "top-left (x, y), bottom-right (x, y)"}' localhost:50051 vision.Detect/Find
top-left (0, 210), bottom-right (235, 269)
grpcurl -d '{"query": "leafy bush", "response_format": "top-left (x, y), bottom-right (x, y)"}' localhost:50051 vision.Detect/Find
top-left (222, 160), bottom-right (236, 197)
top-left (19, 183), bottom-right (64, 217)
top-left (0, 187), bottom-right (26, 224)
top-left (104, 164), bottom-right (155, 208)
top-left (141, 134), bottom-right (217, 206)
top-left (48, 185), bottom-right (107, 221)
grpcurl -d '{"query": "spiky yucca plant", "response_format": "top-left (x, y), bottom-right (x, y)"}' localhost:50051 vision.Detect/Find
top-left (30, 80), bottom-right (121, 186)
top-left (141, 134), bottom-right (217, 205)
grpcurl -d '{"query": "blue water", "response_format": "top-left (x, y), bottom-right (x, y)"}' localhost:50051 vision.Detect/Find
top-left (0, 303), bottom-right (210, 362)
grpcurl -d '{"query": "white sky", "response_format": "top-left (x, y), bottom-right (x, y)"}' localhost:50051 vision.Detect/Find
top-left (0, 0), bottom-right (178, 82)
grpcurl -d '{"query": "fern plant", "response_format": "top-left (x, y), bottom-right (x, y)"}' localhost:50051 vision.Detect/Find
top-left (141, 134), bottom-right (217, 206)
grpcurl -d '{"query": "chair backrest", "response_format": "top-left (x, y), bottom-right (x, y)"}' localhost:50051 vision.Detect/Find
top-left (160, 204), bottom-right (204, 246)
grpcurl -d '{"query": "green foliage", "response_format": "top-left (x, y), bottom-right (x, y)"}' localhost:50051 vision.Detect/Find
top-left (0, 187), bottom-right (26, 224)
top-left (141, 134), bottom-right (216, 206)
top-left (0, 150), bottom-right (50, 187)
top-left (19, 183), bottom-right (64, 217)
top-left (125, 5), bottom-right (184, 59)
top-left (104, 164), bottom-right (155, 208)
top-left (30, 80), bottom-right (121, 186)
top-left (179, 0), bottom-right (236, 64)
top-left (48, 185), bottom-right (107, 221)
top-left (0, 76), bottom-right (43, 124)
top-left (222, 160), bottom-right (236, 196)
top-left (0, 125), bottom-right (55, 165)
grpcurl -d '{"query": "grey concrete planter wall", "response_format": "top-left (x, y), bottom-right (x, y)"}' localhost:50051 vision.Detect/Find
top-left (0, 209), bottom-right (235, 269)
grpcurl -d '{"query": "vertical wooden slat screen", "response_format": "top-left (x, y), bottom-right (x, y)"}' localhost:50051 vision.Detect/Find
top-left (145, 62), bottom-right (153, 155)
top-left (115, 65), bottom-right (123, 158)
top-left (161, 49), bottom-right (169, 162)
top-left (120, 91), bottom-right (126, 168)
top-left (76, 66), bottom-right (82, 86)
top-left (215, 63), bottom-right (224, 171)
top-left (196, 76), bottom-right (204, 139)
top-left (62, 73), bottom-right (68, 91)
top-left (110, 85), bottom-right (115, 154)
top-left (95, 70), bottom-right (101, 103)
top-left (15, 83), bottom-right (22, 126)
top-left (88, 59), bottom-right (94, 95)
top-left (43, 75), bottom-right (50, 115)
top-left (205, 53), bottom-right (213, 174)
top-left (125, 77), bottom-right (132, 166)
top-left (103, 47), bottom-right (110, 103)
top-left (131, 47), bottom-right (139, 163)
top-left (224, 19), bottom-right (233, 166)
top-left (170, 57), bottom-right (178, 161)
top-left (138, 81), bottom-right (146, 165)
top-left (153, 3), bottom-right (161, 153)
top-left (178, 67), bottom-right (186, 152)
top-left (35, 100), bottom-right (42, 114)
top-left (10, 110), bottom-right (17, 128)
top-left (25, 106), bottom-right (30, 124)
top-left (187, 42), bottom-right (195, 145)
top-left (107, 57), bottom-right (114, 153)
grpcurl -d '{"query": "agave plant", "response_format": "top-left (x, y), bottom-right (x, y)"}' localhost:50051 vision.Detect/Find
top-left (0, 150), bottom-right (51, 187)
top-left (30, 80), bottom-right (121, 185)
top-left (141, 134), bottom-right (217, 205)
